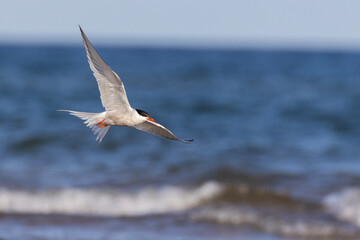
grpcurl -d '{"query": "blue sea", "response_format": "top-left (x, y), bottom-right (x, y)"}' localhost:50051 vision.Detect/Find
top-left (0, 44), bottom-right (360, 240)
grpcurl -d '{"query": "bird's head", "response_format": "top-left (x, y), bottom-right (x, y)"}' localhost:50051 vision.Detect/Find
top-left (136, 109), bottom-right (157, 122)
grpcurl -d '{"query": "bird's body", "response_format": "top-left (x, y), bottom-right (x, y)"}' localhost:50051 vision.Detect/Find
top-left (60, 27), bottom-right (193, 144)
top-left (104, 109), bottom-right (143, 127)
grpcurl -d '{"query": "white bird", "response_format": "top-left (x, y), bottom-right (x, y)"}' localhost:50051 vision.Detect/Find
top-left (60, 27), bottom-right (193, 144)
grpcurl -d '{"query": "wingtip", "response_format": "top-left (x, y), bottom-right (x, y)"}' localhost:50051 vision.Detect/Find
top-left (182, 139), bottom-right (194, 144)
top-left (79, 25), bottom-right (85, 36)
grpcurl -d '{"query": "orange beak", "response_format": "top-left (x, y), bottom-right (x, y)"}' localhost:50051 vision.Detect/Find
top-left (147, 117), bottom-right (157, 122)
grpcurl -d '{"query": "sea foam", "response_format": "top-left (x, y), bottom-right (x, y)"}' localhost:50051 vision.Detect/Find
top-left (0, 181), bottom-right (222, 216)
top-left (191, 206), bottom-right (359, 239)
top-left (324, 187), bottom-right (360, 226)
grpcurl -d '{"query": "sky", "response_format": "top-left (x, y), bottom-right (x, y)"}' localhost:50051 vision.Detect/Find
top-left (1, 0), bottom-right (360, 50)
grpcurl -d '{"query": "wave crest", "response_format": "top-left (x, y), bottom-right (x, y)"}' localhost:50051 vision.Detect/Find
top-left (324, 187), bottom-right (360, 226)
top-left (0, 181), bottom-right (222, 216)
top-left (191, 206), bottom-right (360, 239)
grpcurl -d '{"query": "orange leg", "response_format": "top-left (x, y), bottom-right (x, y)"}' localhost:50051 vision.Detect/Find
top-left (97, 119), bottom-right (108, 128)
top-left (97, 119), bottom-right (105, 126)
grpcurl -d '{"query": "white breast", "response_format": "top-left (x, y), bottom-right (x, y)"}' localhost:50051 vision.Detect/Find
top-left (105, 109), bottom-right (143, 127)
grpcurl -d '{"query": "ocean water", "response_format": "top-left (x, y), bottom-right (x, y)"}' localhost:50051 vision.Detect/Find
top-left (0, 44), bottom-right (359, 240)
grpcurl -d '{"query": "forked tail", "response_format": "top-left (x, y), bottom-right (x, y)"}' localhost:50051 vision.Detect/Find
top-left (58, 110), bottom-right (110, 143)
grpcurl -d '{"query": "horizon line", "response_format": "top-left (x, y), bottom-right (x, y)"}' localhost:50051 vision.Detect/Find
top-left (1, 35), bottom-right (360, 53)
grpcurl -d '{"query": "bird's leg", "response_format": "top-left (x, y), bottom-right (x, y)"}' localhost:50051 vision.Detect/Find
top-left (97, 119), bottom-right (105, 126)
top-left (97, 119), bottom-right (108, 128)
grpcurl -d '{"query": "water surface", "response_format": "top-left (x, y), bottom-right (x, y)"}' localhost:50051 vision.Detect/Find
top-left (0, 45), bottom-right (359, 239)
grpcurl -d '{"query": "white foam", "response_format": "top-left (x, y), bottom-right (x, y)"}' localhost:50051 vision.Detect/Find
top-left (191, 206), bottom-right (357, 238)
top-left (0, 181), bottom-right (222, 216)
top-left (324, 187), bottom-right (360, 226)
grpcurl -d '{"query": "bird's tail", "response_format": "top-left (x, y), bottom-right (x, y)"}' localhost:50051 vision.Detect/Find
top-left (58, 110), bottom-right (110, 143)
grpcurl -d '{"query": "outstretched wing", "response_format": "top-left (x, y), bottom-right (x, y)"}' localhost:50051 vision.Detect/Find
top-left (135, 120), bottom-right (193, 144)
top-left (80, 26), bottom-right (131, 111)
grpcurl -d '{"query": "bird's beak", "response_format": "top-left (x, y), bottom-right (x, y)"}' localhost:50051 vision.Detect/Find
top-left (147, 117), bottom-right (157, 122)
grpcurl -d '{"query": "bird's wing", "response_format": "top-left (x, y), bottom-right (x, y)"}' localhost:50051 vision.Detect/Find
top-left (135, 120), bottom-right (193, 144)
top-left (80, 26), bottom-right (131, 111)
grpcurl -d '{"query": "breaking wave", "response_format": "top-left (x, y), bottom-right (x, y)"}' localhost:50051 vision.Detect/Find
top-left (324, 187), bottom-right (360, 227)
top-left (0, 181), bottom-right (317, 217)
top-left (2, 181), bottom-right (360, 239)
top-left (0, 181), bottom-right (222, 216)
top-left (191, 206), bottom-right (360, 239)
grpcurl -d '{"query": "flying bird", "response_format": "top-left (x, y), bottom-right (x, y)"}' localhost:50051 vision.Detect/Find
top-left (60, 27), bottom-right (193, 144)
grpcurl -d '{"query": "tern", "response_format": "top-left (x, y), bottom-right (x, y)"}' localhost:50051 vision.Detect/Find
top-left (60, 27), bottom-right (193, 144)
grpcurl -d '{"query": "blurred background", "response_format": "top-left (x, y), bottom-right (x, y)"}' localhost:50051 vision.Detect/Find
top-left (0, 1), bottom-right (360, 239)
